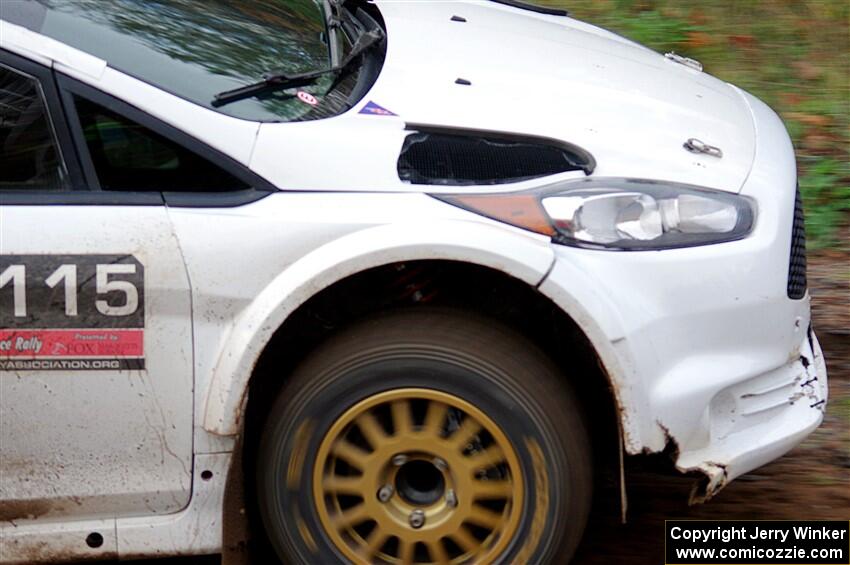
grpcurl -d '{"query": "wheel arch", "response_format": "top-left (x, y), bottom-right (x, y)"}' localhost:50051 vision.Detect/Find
top-left (202, 226), bottom-right (633, 471)
top-left (238, 261), bottom-right (624, 466)
top-left (201, 221), bottom-right (556, 436)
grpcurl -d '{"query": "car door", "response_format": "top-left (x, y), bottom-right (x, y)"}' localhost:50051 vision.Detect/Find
top-left (0, 49), bottom-right (194, 521)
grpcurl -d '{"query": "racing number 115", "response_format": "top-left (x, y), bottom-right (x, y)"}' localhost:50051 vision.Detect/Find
top-left (0, 263), bottom-right (139, 318)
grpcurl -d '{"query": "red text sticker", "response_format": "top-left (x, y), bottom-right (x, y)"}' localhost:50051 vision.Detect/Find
top-left (0, 329), bottom-right (144, 357)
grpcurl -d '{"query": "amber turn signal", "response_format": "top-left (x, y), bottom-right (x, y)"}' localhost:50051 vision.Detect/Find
top-left (438, 194), bottom-right (556, 236)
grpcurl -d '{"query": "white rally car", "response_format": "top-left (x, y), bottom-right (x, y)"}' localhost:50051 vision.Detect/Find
top-left (0, 0), bottom-right (829, 563)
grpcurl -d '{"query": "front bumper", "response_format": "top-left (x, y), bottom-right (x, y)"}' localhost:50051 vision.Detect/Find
top-left (540, 238), bottom-right (828, 500)
top-left (676, 327), bottom-right (827, 501)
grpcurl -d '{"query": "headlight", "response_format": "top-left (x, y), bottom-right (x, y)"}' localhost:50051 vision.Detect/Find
top-left (436, 178), bottom-right (756, 250)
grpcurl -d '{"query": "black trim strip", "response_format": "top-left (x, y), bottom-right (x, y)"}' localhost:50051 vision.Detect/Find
top-left (0, 190), bottom-right (162, 206)
top-left (56, 74), bottom-right (102, 190)
top-left (489, 0), bottom-right (569, 17)
top-left (163, 189), bottom-right (271, 208)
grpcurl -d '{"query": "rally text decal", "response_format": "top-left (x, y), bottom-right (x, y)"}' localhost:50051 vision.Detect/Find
top-left (0, 255), bottom-right (145, 371)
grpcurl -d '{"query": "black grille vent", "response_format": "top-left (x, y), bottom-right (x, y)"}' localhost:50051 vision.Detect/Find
top-left (398, 129), bottom-right (595, 186)
top-left (787, 187), bottom-right (807, 299)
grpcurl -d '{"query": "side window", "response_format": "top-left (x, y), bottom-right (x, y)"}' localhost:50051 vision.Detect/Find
top-left (0, 65), bottom-right (69, 191)
top-left (73, 96), bottom-right (249, 192)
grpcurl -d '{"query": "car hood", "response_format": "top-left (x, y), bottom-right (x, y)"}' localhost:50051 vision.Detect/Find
top-left (252, 1), bottom-right (757, 194)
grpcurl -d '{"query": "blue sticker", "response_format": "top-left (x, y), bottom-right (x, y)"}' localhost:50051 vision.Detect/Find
top-left (359, 101), bottom-right (397, 116)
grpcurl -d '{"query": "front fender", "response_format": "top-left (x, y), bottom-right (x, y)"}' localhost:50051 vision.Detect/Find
top-left (537, 254), bottom-right (651, 455)
top-left (202, 219), bottom-right (555, 436)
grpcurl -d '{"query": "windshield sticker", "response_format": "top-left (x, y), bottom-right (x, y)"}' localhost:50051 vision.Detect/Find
top-left (0, 255), bottom-right (145, 371)
top-left (359, 101), bottom-right (397, 116)
top-left (297, 91), bottom-right (319, 106)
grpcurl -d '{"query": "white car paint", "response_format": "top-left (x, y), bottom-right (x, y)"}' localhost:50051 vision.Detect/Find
top-left (252, 1), bottom-right (756, 193)
top-left (0, 0), bottom-right (827, 562)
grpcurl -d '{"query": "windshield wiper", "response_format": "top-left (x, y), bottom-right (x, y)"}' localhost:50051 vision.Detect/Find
top-left (211, 26), bottom-right (384, 108)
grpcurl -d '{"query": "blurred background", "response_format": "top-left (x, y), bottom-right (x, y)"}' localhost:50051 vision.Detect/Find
top-left (539, 0), bottom-right (850, 252)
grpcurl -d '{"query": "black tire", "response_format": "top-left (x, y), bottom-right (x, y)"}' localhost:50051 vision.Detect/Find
top-left (256, 308), bottom-right (592, 564)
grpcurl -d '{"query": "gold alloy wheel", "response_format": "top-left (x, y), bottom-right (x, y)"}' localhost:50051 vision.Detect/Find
top-left (313, 388), bottom-right (524, 564)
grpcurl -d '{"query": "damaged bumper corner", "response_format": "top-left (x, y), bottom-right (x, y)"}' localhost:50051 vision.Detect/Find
top-left (671, 327), bottom-right (828, 504)
top-left (685, 461), bottom-right (729, 506)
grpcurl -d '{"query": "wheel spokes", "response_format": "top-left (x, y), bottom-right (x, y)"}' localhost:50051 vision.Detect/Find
top-left (364, 528), bottom-right (387, 556)
top-left (448, 416), bottom-right (482, 450)
top-left (333, 504), bottom-right (369, 529)
top-left (451, 527), bottom-right (479, 553)
top-left (467, 506), bottom-right (504, 530)
top-left (315, 389), bottom-right (524, 564)
top-left (422, 401), bottom-right (448, 436)
top-left (467, 446), bottom-right (506, 470)
top-left (331, 440), bottom-right (371, 469)
top-left (356, 411), bottom-right (387, 449)
top-left (391, 399), bottom-right (413, 436)
top-left (426, 538), bottom-right (450, 564)
top-left (398, 538), bottom-right (415, 563)
top-left (323, 475), bottom-right (366, 494)
top-left (470, 479), bottom-right (513, 499)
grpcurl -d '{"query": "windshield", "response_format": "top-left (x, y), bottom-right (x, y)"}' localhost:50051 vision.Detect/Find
top-left (4, 0), bottom-right (370, 122)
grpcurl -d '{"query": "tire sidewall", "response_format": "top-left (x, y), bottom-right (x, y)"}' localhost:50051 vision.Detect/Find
top-left (256, 308), bottom-right (593, 563)
top-left (259, 350), bottom-right (579, 564)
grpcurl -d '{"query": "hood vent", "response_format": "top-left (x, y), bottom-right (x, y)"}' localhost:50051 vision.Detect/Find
top-left (397, 127), bottom-right (595, 186)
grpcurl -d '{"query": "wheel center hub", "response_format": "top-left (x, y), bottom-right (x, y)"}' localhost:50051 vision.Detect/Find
top-left (395, 459), bottom-right (445, 506)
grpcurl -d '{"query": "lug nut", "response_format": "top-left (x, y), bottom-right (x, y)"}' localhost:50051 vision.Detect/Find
top-left (445, 488), bottom-right (457, 508)
top-left (392, 454), bottom-right (409, 467)
top-left (409, 509), bottom-right (426, 529)
top-left (432, 457), bottom-right (447, 471)
top-left (377, 484), bottom-right (394, 503)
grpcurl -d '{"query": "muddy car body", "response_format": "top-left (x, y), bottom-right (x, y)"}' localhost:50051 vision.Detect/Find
top-left (0, 0), bottom-right (828, 563)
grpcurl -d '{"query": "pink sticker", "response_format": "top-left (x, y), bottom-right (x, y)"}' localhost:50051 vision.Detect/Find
top-left (297, 91), bottom-right (319, 106)
top-left (0, 329), bottom-right (144, 357)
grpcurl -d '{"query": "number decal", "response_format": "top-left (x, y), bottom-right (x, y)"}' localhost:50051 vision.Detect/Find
top-left (96, 264), bottom-right (139, 316)
top-left (45, 264), bottom-right (79, 317)
top-left (0, 265), bottom-right (27, 317)
top-left (0, 255), bottom-right (145, 371)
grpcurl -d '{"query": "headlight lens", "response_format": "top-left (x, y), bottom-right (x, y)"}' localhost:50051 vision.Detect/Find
top-left (438, 178), bottom-right (756, 250)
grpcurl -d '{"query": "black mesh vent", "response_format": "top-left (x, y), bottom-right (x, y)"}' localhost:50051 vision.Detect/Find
top-left (787, 186), bottom-right (807, 299)
top-left (397, 130), bottom-right (594, 186)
